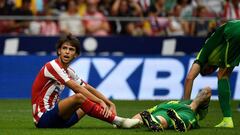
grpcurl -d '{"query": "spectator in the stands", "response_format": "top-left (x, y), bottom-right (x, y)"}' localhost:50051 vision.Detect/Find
top-left (222, 0), bottom-right (240, 20)
top-left (142, 5), bottom-right (169, 36)
top-left (49, 0), bottom-right (68, 15)
top-left (191, 0), bottom-right (224, 17)
top-left (141, 0), bottom-right (170, 36)
top-left (111, 0), bottom-right (142, 35)
top-left (165, 0), bottom-right (177, 14)
top-left (76, 0), bottom-right (87, 16)
top-left (167, 4), bottom-right (189, 36)
top-left (59, 0), bottom-right (85, 36)
top-left (0, 0), bottom-right (232, 37)
top-left (177, 0), bottom-right (193, 18)
top-left (190, 5), bottom-right (211, 37)
top-left (10, 0), bottom-right (34, 35)
top-left (83, 0), bottom-right (110, 36)
top-left (0, 0), bottom-right (14, 15)
top-left (149, 0), bottom-right (168, 17)
top-left (39, 8), bottom-right (59, 36)
top-left (136, 0), bottom-right (153, 16)
top-left (99, 0), bottom-right (113, 16)
top-left (0, 0), bottom-right (15, 35)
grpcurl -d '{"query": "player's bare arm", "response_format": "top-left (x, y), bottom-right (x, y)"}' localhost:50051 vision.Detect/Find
top-left (65, 79), bottom-right (110, 117)
top-left (84, 84), bottom-right (117, 115)
top-left (66, 80), bottom-right (103, 104)
top-left (184, 63), bottom-right (201, 99)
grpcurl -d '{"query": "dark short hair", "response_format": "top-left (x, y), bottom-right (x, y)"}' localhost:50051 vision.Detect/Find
top-left (56, 34), bottom-right (80, 56)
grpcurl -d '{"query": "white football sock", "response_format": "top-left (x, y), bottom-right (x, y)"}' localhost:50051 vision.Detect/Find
top-left (112, 116), bottom-right (124, 126)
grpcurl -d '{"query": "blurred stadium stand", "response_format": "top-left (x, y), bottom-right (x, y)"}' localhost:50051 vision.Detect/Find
top-left (0, 0), bottom-right (236, 37)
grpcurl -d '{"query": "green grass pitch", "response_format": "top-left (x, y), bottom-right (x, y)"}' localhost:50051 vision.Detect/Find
top-left (0, 99), bottom-right (239, 135)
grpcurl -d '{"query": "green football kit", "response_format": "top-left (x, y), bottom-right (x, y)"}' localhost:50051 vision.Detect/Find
top-left (195, 20), bottom-right (240, 118)
top-left (147, 100), bottom-right (199, 129)
top-left (196, 20), bottom-right (240, 68)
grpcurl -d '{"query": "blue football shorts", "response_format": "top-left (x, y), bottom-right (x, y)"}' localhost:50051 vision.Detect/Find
top-left (36, 104), bottom-right (79, 128)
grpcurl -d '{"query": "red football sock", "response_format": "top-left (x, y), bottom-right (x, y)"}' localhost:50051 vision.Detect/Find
top-left (80, 99), bottom-right (115, 123)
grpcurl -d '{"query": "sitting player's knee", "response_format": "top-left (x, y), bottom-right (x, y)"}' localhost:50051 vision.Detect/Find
top-left (73, 93), bottom-right (86, 103)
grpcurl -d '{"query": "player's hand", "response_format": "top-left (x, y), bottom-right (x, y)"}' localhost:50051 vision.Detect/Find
top-left (99, 101), bottom-right (111, 118)
top-left (109, 103), bottom-right (117, 115)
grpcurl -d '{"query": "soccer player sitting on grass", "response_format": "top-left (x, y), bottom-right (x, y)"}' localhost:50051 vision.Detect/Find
top-left (123, 87), bottom-right (212, 132)
top-left (31, 34), bottom-right (140, 128)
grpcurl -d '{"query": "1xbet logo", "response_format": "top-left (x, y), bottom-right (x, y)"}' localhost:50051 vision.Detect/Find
top-left (69, 57), bottom-right (240, 100)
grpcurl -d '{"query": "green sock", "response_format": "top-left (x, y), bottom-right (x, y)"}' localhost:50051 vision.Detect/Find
top-left (218, 78), bottom-right (232, 117)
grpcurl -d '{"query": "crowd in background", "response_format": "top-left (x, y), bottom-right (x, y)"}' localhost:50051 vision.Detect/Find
top-left (0, 0), bottom-right (239, 37)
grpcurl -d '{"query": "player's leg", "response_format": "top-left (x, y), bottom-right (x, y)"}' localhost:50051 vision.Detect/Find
top-left (167, 109), bottom-right (187, 132)
top-left (119, 111), bottom-right (167, 130)
top-left (36, 94), bottom-right (86, 128)
top-left (167, 105), bottom-right (199, 132)
top-left (132, 113), bottom-right (168, 129)
top-left (215, 67), bottom-right (234, 128)
top-left (61, 108), bottom-right (84, 128)
top-left (58, 94), bottom-right (124, 126)
top-left (139, 111), bottom-right (164, 132)
top-left (36, 103), bottom-right (80, 128)
top-left (226, 23), bottom-right (240, 113)
top-left (59, 93), bottom-right (118, 123)
top-left (57, 93), bottom-right (86, 120)
top-left (58, 93), bottom-right (140, 128)
top-left (131, 103), bottom-right (174, 131)
top-left (131, 105), bottom-right (164, 131)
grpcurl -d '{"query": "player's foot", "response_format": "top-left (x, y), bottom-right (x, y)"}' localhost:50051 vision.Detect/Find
top-left (140, 111), bottom-right (164, 132)
top-left (215, 117), bottom-right (234, 128)
top-left (120, 118), bottom-right (141, 128)
top-left (167, 109), bottom-right (187, 132)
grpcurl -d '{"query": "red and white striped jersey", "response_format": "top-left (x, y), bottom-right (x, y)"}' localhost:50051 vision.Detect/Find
top-left (31, 59), bottom-right (84, 124)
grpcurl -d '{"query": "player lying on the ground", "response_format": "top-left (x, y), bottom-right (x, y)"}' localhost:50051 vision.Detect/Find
top-left (122, 87), bottom-right (212, 132)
